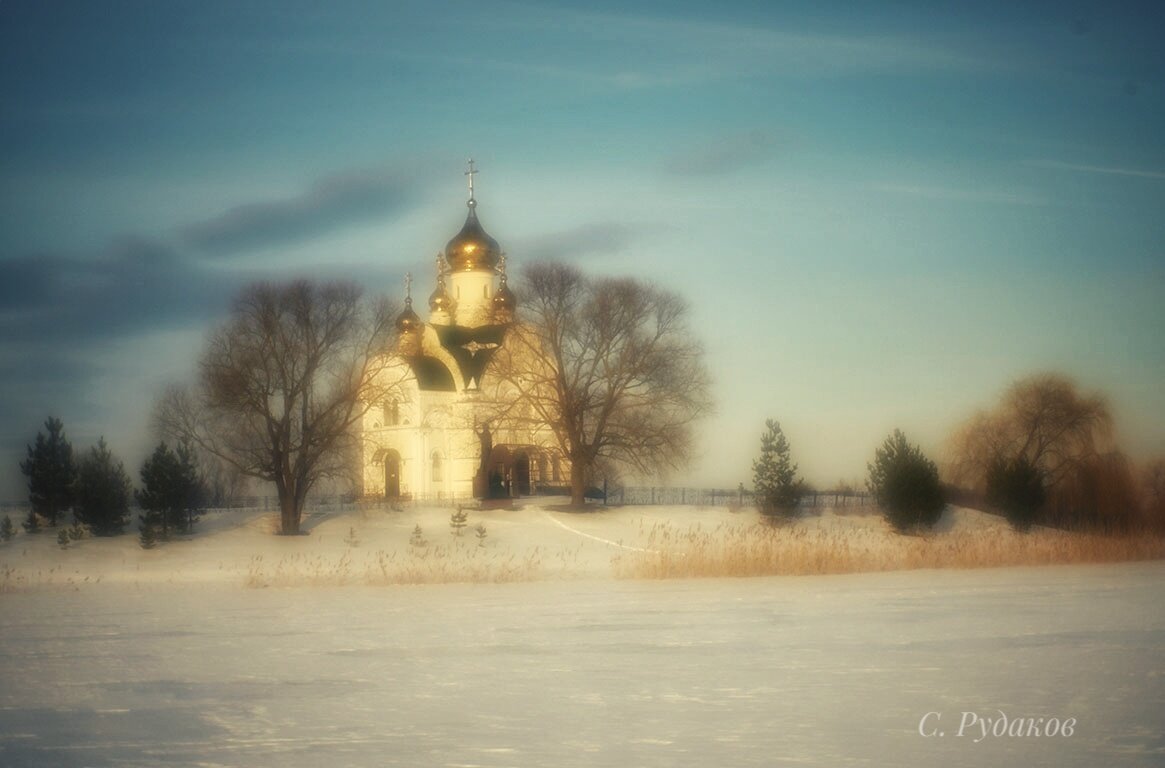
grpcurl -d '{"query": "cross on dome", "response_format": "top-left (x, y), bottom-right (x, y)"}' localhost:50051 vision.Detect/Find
top-left (465, 158), bottom-right (478, 207)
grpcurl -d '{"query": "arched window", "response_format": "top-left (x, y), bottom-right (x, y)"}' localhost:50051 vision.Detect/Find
top-left (383, 399), bottom-right (400, 426)
top-left (431, 451), bottom-right (443, 483)
top-left (551, 456), bottom-right (561, 483)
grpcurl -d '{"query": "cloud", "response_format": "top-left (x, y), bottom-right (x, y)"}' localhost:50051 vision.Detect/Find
top-left (660, 131), bottom-right (775, 178)
top-left (516, 221), bottom-right (657, 265)
top-left (870, 182), bottom-right (1049, 207)
top-left (1027, 160), bottom-right (1165, 181)
top-left (181, 166), bottom-right (423, 255)
top-left (0, 237), bottom-right (231, 345)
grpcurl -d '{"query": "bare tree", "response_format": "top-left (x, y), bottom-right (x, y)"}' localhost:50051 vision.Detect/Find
top-left (489, 262), bottom-right (712, 506)
top-left (155, 280), bottom-right (398, 534)
top-left (947, 373), bottom-right (1113, 492)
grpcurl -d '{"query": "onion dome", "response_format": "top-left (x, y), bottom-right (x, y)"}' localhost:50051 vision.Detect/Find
top-left (444, 203), bottom-right (501, 272)
top-left (429, 277), bottom-right (455, 313)
top-left (395, 298), bottom-right (421, 333)
top-left (445, 160), bottom-right (501, 272)
top-left (493, 275), bottom-right (516, 316)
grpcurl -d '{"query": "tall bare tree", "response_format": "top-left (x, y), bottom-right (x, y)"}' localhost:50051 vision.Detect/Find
top-left (489, 262), bottom-right (712, 506)
top-left (947, 372), bottom-right (1113, 492)
top-left (155, 280), bottom-right (398, 534)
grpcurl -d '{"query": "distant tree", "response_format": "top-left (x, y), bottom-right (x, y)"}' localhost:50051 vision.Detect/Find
top-left (490, 262), bottom-right (713, 506)
top-left (985, 456), bottom-right (1045, 532)
top-left (136, 441), bottom-right (206, 540)
top-left (74, 438), bottom-right (133, 536)
top-left (19, 416), bottom-right (77, 529)
top-left (868, 429), bottom-right (945, 533)
top-left (154, 280), bottom-right (398, 535)
top-left (0, 516), bottom-right (15, 542)
top-left (752, 419), bottom-right (803, 519)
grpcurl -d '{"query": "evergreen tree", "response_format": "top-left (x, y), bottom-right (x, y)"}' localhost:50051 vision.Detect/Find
top-left (986, 456), bottom-right (1045, 532)
top-left (1, 515), bottom-right (15, 541)
top-left (74, 438), bottom-right (133, 536)
top-left (136, 441), bottom-right (206, 539)
top-left (867, 429), bottom-right (945, 532)
top-left (19, 416), bottom-right (77, 528)
top-left (752, 419), bottom-right (803, 518)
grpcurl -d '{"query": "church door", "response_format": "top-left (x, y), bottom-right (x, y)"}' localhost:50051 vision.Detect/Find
top-left (514, 451), bottom-right (531, 496)
top-left (384, 450), bottom-right (401, 498)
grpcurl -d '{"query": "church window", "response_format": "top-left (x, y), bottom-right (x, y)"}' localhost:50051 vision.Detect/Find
top-left (551, 456), bottom-right (561, 483)
top-left (483, 284), bottom-right (489, 298)
top-left (383, 399), bottom-right (400, 426)
top-left (431, 451), bottom-right (443, 483)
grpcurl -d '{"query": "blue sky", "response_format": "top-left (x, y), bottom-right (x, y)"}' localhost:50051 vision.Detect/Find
top-left (1, 0), bottom-right (1162, 498)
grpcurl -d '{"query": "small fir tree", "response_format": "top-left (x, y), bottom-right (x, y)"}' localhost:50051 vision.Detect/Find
top-left (1, 515), bottom-right (16, 541)
top-left (57, 529), bottom-right (70, 549)
top-left (450, 506), bottom-right (468, 536)
top-left (20, 416), bottom-right (77, 528)
top-left (867, 429), bottom-right (945, 533)
top-left (752, 419), bottom-right (803, 519)
top-left (986, 456), bottom-right (1046, 532)
top-left (474, 523), bottom-right (488, 547)
top-left (410, 524), bottom-right (427, 548)
top-left (74, 438), bottom-right (133, 536)
top-left (139, 514), bottom-right (159, 549)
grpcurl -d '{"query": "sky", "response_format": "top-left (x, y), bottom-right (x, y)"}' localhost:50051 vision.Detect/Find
top-left (1, 0), bottom-right (1163, 499)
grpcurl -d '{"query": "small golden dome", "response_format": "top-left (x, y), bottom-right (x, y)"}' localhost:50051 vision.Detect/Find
top-left (493, 277), bottom-right (516, 314)
top-left (395, 299), bottom-right (422, 333)
top-left (445, 204), bottom-right (501, 272)
top-left (429, 279), bottom-right (455, 313)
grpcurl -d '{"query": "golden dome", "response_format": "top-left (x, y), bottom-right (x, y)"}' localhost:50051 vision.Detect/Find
top-left (394, 299), bottom-right (422, 333)
top-left (444, 203), bottom-right (501, 272)
top-left (493, 276), bottom-right (516, 315)
top-left (429, 278), bottom-right (455, 313)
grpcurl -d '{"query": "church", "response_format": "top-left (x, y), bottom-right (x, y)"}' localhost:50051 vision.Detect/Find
top-left (359, 163), bottom-right (568, 502)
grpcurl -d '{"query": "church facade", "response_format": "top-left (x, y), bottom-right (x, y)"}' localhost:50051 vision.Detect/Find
top-left (359, 164), bottom-right (567, 501)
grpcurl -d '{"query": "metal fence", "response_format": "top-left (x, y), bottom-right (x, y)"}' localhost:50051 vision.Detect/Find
top-left (604, 487), bottom-right (871, 509)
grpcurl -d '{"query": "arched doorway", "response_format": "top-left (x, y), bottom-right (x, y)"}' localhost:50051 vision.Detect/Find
top-left (383, 449), bottom-right (401, 498)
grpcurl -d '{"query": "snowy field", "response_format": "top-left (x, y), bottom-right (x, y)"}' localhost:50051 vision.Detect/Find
top-left (1, 505), bottom-right (1163, 766)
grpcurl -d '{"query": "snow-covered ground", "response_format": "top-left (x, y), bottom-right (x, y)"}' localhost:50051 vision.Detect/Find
top-left (1, 504), bottom-right (1162, 766)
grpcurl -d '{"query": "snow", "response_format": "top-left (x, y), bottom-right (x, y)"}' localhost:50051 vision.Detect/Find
top-left (1, 503), bottom-right (1163, 766)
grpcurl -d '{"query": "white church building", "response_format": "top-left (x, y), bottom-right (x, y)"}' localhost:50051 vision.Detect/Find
top-left (359, 163), bottom-right (567, 502)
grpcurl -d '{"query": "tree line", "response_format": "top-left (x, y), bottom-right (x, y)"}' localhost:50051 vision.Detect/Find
top-left (11, 416), bottom-right (210, 548)
top-left (753, 373), bottom-right (1165, 534)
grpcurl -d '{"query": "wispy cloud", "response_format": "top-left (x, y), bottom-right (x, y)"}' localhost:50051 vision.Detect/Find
top-left (1027, 160), bottom-right (1165, 181)
top-left (870, 182), bottom-right (1049, 207)
top-left (660, 131), bottom-right (776, 178)
top-left (181, 165), bottom-right (426, 255)
top-left (517, 221), bottom-right (657, 264)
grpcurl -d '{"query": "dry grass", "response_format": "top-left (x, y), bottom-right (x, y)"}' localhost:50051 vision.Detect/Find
top-left (243, 541), bottom-right (585, 588)
top-left (612, 512), bottom-right (1165, 580)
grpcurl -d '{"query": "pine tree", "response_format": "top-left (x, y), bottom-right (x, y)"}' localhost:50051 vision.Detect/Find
top-left (136, 441), bottom-right (206, 540)
top-left (867, 429), bottom-right (945, 532)
top-left (450, 506), bottom-right (468, 536)
top-left (138, 513), bottom-right (159, 549)
top-left (74, 438), bottom-right (133, 536)
top-left (19, 416), bottom-right (77, 528)
top-left (752, 419), bottom-right (803, 518)
top-left (1, 515), bottom-right (15, 541)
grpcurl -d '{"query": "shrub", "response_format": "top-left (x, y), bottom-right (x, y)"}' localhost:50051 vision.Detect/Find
top-left (986, 456), bottom-right (1045, 532)
top-left (867, 429), bottom-right (945, 532)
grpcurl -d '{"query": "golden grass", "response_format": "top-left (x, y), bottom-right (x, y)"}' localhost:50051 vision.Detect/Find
top-left (612, 513), bottom-right (1165, 580)
top-left (242, 541), bottom-right (585, 588)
